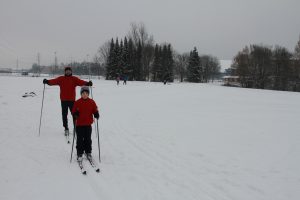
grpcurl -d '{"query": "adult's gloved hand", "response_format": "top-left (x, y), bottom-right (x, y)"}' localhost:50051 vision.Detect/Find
top-left (43, 79), bottom-right (48, 84)
top-left (86, 81), bottom-right (93, 86)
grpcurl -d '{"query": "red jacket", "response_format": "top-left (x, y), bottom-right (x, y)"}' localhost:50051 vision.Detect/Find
top-left (48, 76), bottom-right (87, 101)
top-left (72, 98), bottom-right (98, 126)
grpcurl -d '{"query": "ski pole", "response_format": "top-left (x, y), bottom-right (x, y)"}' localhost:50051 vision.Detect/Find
top-left (90, 85), bottom-right (94, 100)
top-left (38, 84), bottom-right (46, 136)
top-left (90, 86), bottom-right (97, 137)
top-left (96, 119), bottom-right (101, 163)
top-left (70, 121), bottom-right (77, 163)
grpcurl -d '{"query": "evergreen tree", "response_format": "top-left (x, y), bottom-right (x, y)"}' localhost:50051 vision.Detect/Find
top-left (106, 38), bottom-right (115, 80)
top-left (122, 37), bottom-right (130, 79)
top-left (151, 44), bottom-right (160, 81)
top-left (134, 40), bottom-right (143, 81)
top-left (114, 38), bottom-right (120, 76)
top-left (187, 47), bottom-right (202, 82)
top-left (166, 44), bottom-right (174, 82)
top-left (161, 44), bottom-right (168, 81)
top-left (157, 46), bottom-right (164, 81)
top-left (128, 38), bottom-right (135, 80)
top-left (119, 39), bottom-right (125, 76)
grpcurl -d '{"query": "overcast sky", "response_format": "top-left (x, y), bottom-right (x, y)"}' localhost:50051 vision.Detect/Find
top-left (1, 0), bottom-right (300, 69)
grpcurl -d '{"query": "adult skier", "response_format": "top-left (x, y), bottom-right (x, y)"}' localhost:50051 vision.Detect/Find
top-left (43, 67), bottom-right (92, 135)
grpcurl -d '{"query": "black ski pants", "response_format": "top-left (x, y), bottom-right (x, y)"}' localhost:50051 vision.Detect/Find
top-left (61, 101), bottom-right (74, 130)
top-left (76, 125), bottom-right (92, 156)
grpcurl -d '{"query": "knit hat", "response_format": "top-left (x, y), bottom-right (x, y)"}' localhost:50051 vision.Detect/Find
top-left (80, 86), bottom-right (90, 94)
top-left (65, 66), bottom-right (72, 71)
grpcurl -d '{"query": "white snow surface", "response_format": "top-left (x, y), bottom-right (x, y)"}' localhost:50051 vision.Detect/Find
top-left (0, 76), bottom-right (300, 200)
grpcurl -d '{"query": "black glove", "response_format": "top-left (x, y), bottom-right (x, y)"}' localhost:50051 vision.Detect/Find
top-left (43, 79), bottom-right (48, 84)
top-left (73, 110), bottom-right (79, 119)
top-left (86, 81), bottom-right (93, 86)
top-left (94, 111), bottom-right (99, 119)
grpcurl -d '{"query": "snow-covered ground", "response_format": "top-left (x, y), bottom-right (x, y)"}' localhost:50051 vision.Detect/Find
top-left (0, 76), bottom-right (299, 200)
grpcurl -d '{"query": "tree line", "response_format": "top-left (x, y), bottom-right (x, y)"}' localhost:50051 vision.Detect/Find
top-left (30, 61), bottom-right (103, 77)
top-left (231, 36), bottom-right (300, 91)
top-left (97, 22), bottom-right (221, 82)
top-left (30, 22), bottom-right (221, 82)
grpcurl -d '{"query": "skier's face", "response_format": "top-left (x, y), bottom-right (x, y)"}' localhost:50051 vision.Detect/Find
top-left (65, 69), bottom-right (72, 76)
top-left (81, 91), bottom-right (89, 99)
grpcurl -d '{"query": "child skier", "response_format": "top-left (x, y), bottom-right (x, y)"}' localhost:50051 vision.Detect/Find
top-left (72, 86), bottom-right (99, 162)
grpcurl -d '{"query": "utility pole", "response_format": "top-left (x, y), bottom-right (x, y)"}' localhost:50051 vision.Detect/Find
top-left (37, 52), bottom-right (40, 66)
top-left (87, 54), bottom-right (90, 80)
top-left (54, 51), bottom-right (57, 73)
top-left (37, 52), bottom-right (41, 75)
top-left (16, 58), bottom-right (19, 71)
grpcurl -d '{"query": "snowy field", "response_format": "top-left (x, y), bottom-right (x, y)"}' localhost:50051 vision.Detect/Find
top-left (0, 76), bottom-right (300, 200)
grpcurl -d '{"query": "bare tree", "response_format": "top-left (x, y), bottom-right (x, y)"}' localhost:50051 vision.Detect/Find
top-left (272, 45), bottom-right (292, 90)
top-left (128, 22), bottom-right (154, 47)
top-left (294, 35), bottom-right (300, 85)
top-left (209, 56), bottom-right (221, 82)
top-left (127, 22), bottom-right (155, 80)
top-left (96, 41), bottom-right (111, 65)
top-left (174, 52), bottom-right (189, 82)
top-left (294, 34), bottom-right (300, 59)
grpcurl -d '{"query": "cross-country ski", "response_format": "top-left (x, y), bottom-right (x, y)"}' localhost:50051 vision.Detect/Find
top-left (86, 154), bottom-right (100, 173)
top-left (77, 157), bottom-right (87, 175)
top-left (65, 129), bottom-right (70, 144)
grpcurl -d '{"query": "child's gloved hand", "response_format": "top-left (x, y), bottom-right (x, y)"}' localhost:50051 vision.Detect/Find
top-left (73, 111), bottom-right (79, 119)
top-left (94, 111), bottom-right (99, 119)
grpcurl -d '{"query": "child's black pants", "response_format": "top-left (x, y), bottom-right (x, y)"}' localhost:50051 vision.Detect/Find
top-left (76, 125), bottom-right (92, 156)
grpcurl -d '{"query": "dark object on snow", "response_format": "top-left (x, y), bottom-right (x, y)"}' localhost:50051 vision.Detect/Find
top-left (22, 92), bottom-right (37, 98)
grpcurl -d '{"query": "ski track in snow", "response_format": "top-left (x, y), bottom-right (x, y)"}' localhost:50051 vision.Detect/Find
top-left (0, 76), bottom-right (300, 200)
top-left (110, 122), bottom-right (226, 200)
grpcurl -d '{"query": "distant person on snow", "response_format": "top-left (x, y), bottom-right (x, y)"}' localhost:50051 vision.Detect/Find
top-left (43, 67), bottom-right (92, 135)
top-left (116, 75), bottom-right (120, 85)
top-left (72, 86), bottom-right (99, 161)
top-left (123, 75), bottom-right (128, 85)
